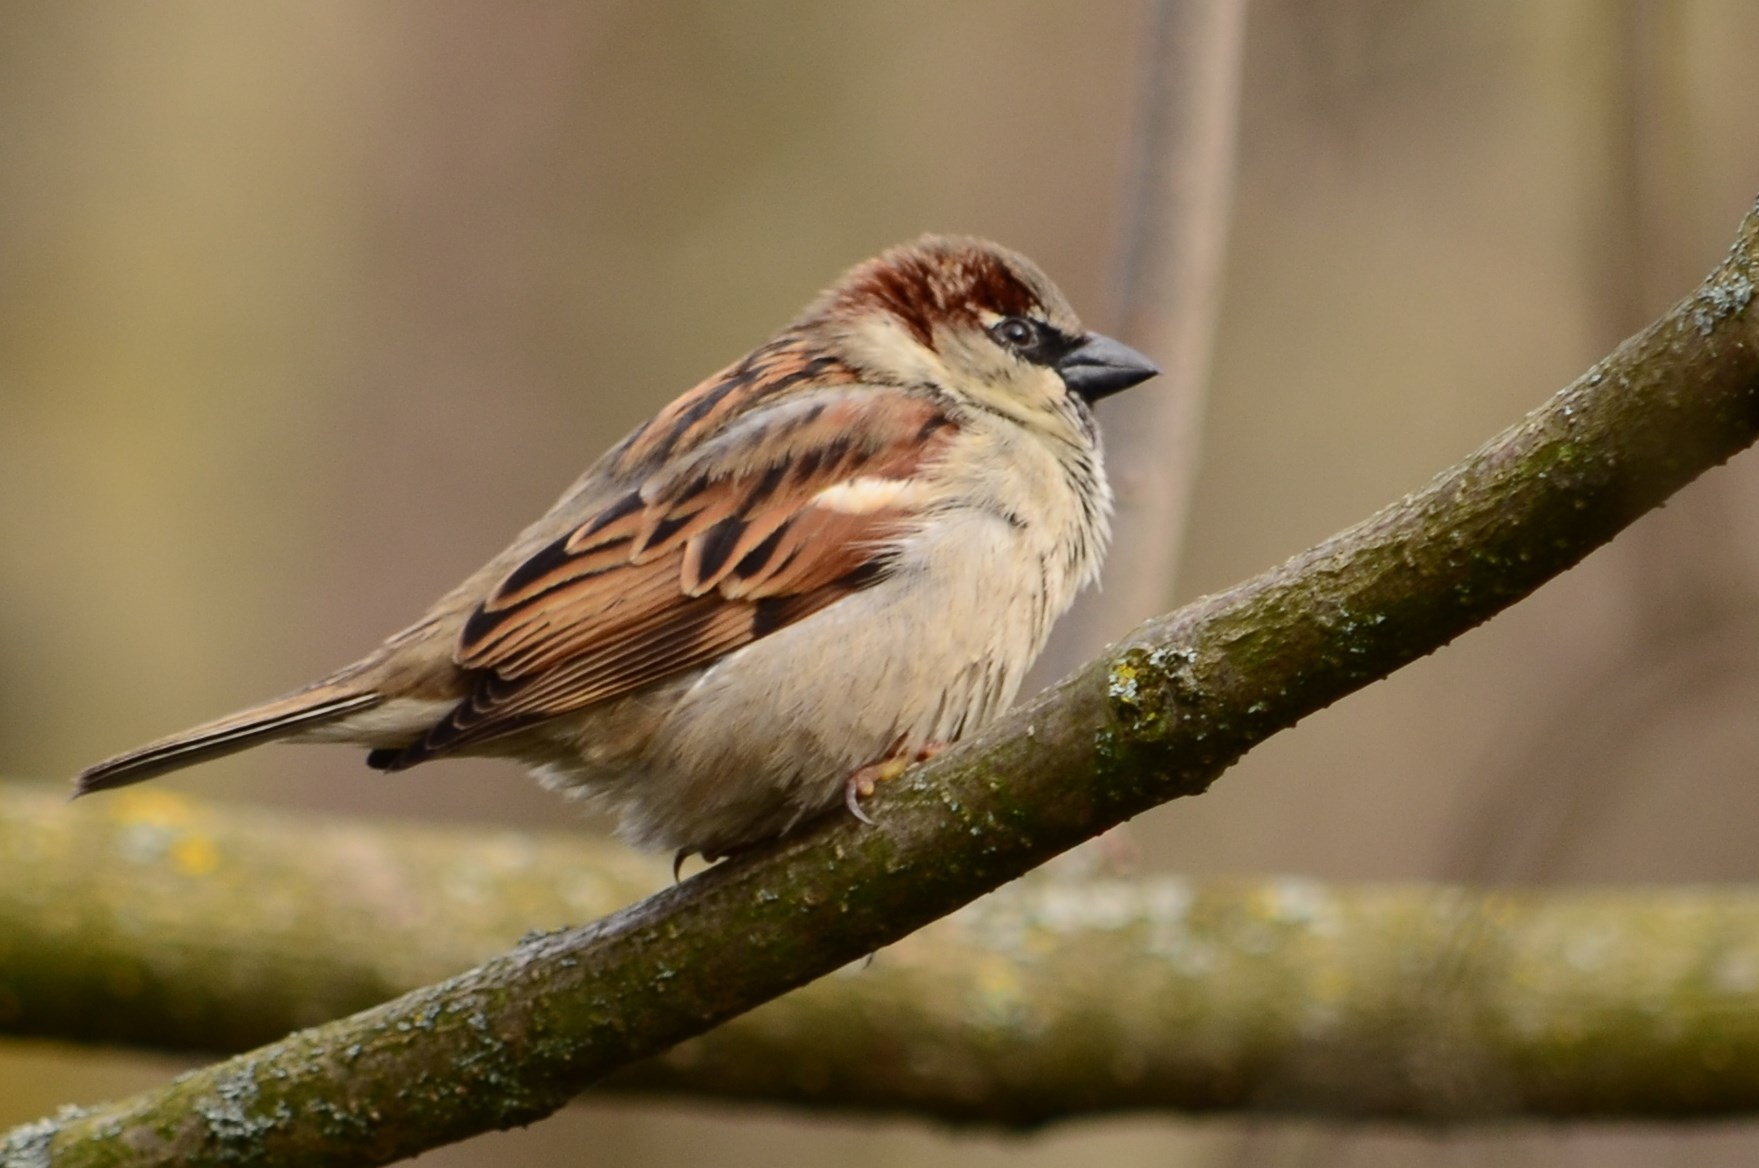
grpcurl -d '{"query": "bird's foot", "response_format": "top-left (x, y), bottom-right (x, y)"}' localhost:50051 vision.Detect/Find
top-left (842, 742), bottom-right (946, 825)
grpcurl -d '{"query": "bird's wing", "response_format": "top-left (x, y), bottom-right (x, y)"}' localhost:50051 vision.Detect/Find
top-left (379, 386), bottom-right (957, 765)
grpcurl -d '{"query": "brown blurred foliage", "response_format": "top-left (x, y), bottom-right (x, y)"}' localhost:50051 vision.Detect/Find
top-left (4, 2), bottom-right (1759, 1165)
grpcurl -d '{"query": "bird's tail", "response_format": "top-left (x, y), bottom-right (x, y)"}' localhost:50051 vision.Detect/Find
top-left (73, 685), bottom-right (382, 797)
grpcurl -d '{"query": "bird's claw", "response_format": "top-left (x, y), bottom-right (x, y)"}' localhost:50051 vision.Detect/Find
top-left (843, 777), bottom-right (878, 825)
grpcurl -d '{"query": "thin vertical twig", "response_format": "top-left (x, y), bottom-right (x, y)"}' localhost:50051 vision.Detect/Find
top-left (1035, 0), bottom-right (1248, 682)
top-left (1445, 0), bottom-right (1754, 883)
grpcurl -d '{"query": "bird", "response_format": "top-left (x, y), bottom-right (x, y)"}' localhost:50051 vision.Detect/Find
top-left (74, 235), bottom-right (1160, 861)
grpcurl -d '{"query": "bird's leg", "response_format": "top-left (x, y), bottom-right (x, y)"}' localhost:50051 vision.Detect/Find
top-left (843, 741), bottom-right (946, 825)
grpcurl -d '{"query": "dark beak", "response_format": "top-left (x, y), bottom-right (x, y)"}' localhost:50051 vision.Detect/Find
top-left (1055, 332), bottom-right (1160, 402)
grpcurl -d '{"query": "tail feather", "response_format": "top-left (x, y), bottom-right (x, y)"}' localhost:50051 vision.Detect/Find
top-left (74, 688), bottom-right (382, 797)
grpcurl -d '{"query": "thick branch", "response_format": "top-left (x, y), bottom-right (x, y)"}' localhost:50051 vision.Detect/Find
top-left (0, 787), bottom-right (663, 1056)
top-left (11, 204), bottom-right (1759, 1167)
top-left (5, 787), bottom-right (1759, 1130)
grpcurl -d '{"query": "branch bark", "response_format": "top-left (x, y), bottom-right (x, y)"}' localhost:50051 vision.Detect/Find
top-left (9, 202), bottom-right (1759, 1167)
top-left (6, 787), bottom-right (1759, 1131)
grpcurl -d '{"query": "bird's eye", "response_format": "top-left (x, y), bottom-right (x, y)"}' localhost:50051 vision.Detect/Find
top-left (990, 316), bottom-right (1042, 352)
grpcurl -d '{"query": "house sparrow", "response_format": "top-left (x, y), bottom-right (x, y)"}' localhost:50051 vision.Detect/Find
top-left (75, 236), bottom-right (1159, 859)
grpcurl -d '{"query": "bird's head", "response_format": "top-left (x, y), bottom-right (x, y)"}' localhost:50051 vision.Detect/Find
top-left (805, 235), bottom-right (1159, 435)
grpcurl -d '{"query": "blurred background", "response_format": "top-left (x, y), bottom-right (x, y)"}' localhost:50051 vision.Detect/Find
top-left (5, 2), bottom-right (1759, 1164)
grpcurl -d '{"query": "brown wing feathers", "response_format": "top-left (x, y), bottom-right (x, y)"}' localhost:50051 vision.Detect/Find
top-left (371, 388), bottom-right (957, 769)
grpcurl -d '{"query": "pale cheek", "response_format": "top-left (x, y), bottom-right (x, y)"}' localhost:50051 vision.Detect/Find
top-left (1002, 366), bottom-right (1069, 416)
top-left (957, 366), bottom-right (1073, 433)
top-left (1032, 366), bottom-right (1070, 405)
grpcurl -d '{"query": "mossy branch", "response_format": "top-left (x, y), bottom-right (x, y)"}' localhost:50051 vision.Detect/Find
top-left (6, 787), bottom-right (1759, 1132)
top-left (8, 202), bottom-right (1759, 1166)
